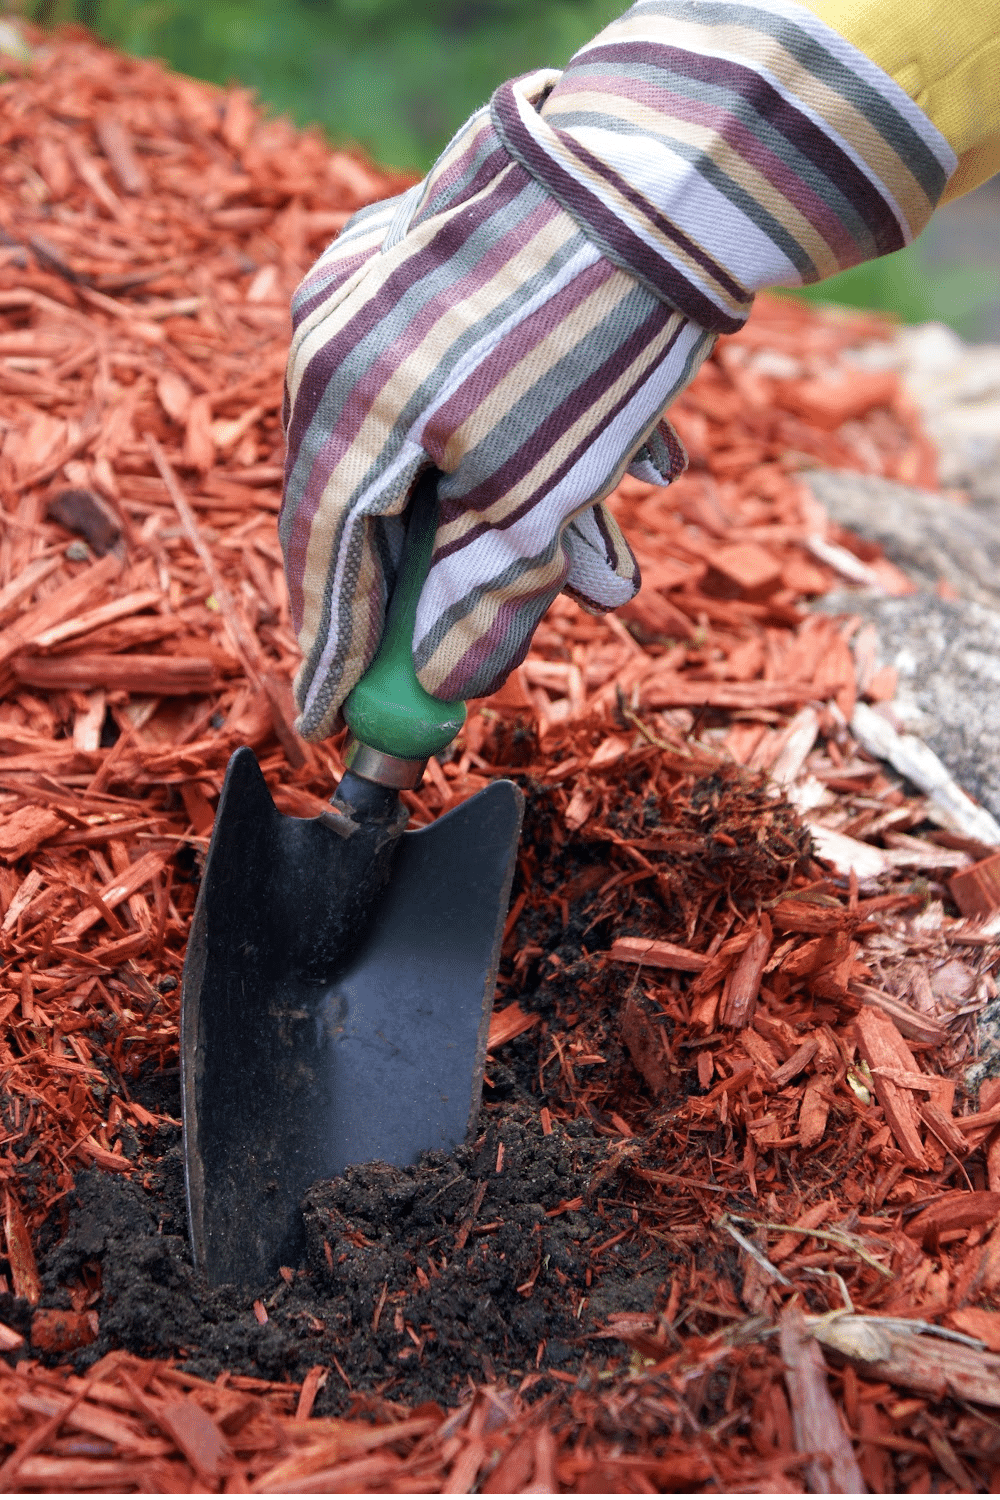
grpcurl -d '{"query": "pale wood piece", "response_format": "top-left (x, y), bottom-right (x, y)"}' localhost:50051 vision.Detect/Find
top-left (779, 1301), bottom-right (867, 1494)
top-left (72, 690), bottom-right (106, 753)
top-left (812, 1314), bottom-right (1000, 1408)
top-left (609, 935), bottom-right (708, 972)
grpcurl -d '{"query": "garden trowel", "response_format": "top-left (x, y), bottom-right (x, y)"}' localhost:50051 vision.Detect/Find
top-left (181, 470), bottom-right (524, 1288)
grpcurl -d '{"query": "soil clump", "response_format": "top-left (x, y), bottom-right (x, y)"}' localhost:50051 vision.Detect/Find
top-left (17, 1101), bottom-right (664, 1414)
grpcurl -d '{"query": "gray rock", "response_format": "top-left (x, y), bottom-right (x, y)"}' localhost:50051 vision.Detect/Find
top-left (816, 589), bottom-right (1000, 824)
top-left (966, 1000), bottom-right (1000, 1095)
top-left (804, 468), bottom-right (1000, 614)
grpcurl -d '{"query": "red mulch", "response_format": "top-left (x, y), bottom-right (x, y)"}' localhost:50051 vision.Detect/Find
top-left (0, 21), bottom-right (999, 1492)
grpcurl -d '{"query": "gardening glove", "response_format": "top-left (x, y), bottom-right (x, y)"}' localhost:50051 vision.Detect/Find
top-left (281, 0), bottom-right (958, 743)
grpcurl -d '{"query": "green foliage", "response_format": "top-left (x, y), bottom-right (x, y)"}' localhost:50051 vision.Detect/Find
top-left (782, 241), bottom-right (998, 342)
top-left (19, 0), bottom-right (996, 335)
top-left (28, 0), bottom-right (624, 170)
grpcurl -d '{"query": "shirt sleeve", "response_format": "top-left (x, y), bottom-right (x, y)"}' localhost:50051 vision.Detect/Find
top-left (799, 0), bottom-right (1000, 199)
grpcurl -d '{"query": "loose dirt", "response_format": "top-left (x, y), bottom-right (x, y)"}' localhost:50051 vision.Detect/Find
top-left (28, 1112), bottom-right (650, 1411)
top-left (9, 749), bottom-right (804, 1412)
top-left (4, 22), bottom-right (1000, 1492)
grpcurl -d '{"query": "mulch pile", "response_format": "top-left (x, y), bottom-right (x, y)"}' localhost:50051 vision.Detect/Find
top-left (1, 20), bottom-right (1000, 1492)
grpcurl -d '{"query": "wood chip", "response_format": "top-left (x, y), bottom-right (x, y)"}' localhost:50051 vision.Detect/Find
top-left (779, 1300), bottom-right (867, 1494)
top-left (609, 936), bottom-right (708, 971)
top-left (854, 1010), bottom-right (928, 1166)
top-left (0, 28), bottom-right (995, 1491)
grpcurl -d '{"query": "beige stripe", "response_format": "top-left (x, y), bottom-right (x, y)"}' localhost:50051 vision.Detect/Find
top-left (436, 269), bottom-right (641, 499)
top-left (415, 316), bottom-right (688, 692)
top-left (573, 12), bottom-right (937, 229)
top-left (297, 193), bottom-right (580, 640)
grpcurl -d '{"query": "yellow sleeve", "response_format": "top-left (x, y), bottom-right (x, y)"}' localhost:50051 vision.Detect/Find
top-left (799, 0), bottom-right (1000, 199)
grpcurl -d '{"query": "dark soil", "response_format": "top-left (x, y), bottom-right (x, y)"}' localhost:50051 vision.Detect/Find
top-left (6, 757), bottom-right (800, 1413)
top-left (10, 1100), bottom-right (668, 1414)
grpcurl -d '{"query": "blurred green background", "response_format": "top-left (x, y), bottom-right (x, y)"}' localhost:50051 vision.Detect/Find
top-left (13, 0), bottom-right (1000, 339)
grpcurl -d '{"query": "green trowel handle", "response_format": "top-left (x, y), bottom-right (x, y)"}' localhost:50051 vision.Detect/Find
top-left (343, 468), bottom-right (466, 761)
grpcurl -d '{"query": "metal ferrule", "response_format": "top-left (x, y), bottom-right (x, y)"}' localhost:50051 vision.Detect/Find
top-left (343, 736), bottom-right (427, 790)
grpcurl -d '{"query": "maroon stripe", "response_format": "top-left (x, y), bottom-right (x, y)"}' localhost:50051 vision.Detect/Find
top-left (491, 80), bottom-right (747, 331)
top-left (546, 68), bottom-right (860, 266)
top-left (421, 256), bottom-right (618, 456)
top-left (577, 40), bottom-right (904, 255)
top-left (431, 307), bottom-right (683, 564)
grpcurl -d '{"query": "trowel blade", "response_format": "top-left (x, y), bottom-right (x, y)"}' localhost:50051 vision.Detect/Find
top-left (181, 747), bottom-right (524, 1289)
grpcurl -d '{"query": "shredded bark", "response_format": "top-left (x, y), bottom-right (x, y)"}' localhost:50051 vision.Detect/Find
top-left (1, 20), bottom-right (999, 1492)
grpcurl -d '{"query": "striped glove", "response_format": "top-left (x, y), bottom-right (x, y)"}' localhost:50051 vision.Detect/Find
top-left (281, 0), bottom-right (954, 743)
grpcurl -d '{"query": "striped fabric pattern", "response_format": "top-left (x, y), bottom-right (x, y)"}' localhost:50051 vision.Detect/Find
top-left (282, 0), bottom-right (955, 743)
top-left (506, 0), bottom-right (956, 331)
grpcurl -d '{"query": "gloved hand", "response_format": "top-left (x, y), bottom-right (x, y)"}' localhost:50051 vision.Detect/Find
top-left (281, 69), bottom-right (702, 743)
top-left (281, 0), bottom-right (955, 743)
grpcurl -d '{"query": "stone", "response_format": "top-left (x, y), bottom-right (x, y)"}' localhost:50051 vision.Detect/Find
top-left (816, 589), bottom-right (1000, 825)
top-left (803, 468), bottom-right (1000, 614)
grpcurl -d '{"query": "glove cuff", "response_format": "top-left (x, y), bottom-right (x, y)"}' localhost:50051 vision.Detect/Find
top-left (492, 0), bottom-right (956, 332)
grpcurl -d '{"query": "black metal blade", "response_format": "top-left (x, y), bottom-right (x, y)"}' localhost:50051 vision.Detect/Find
top-left (181, 747), bottom-right (523, 1289)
